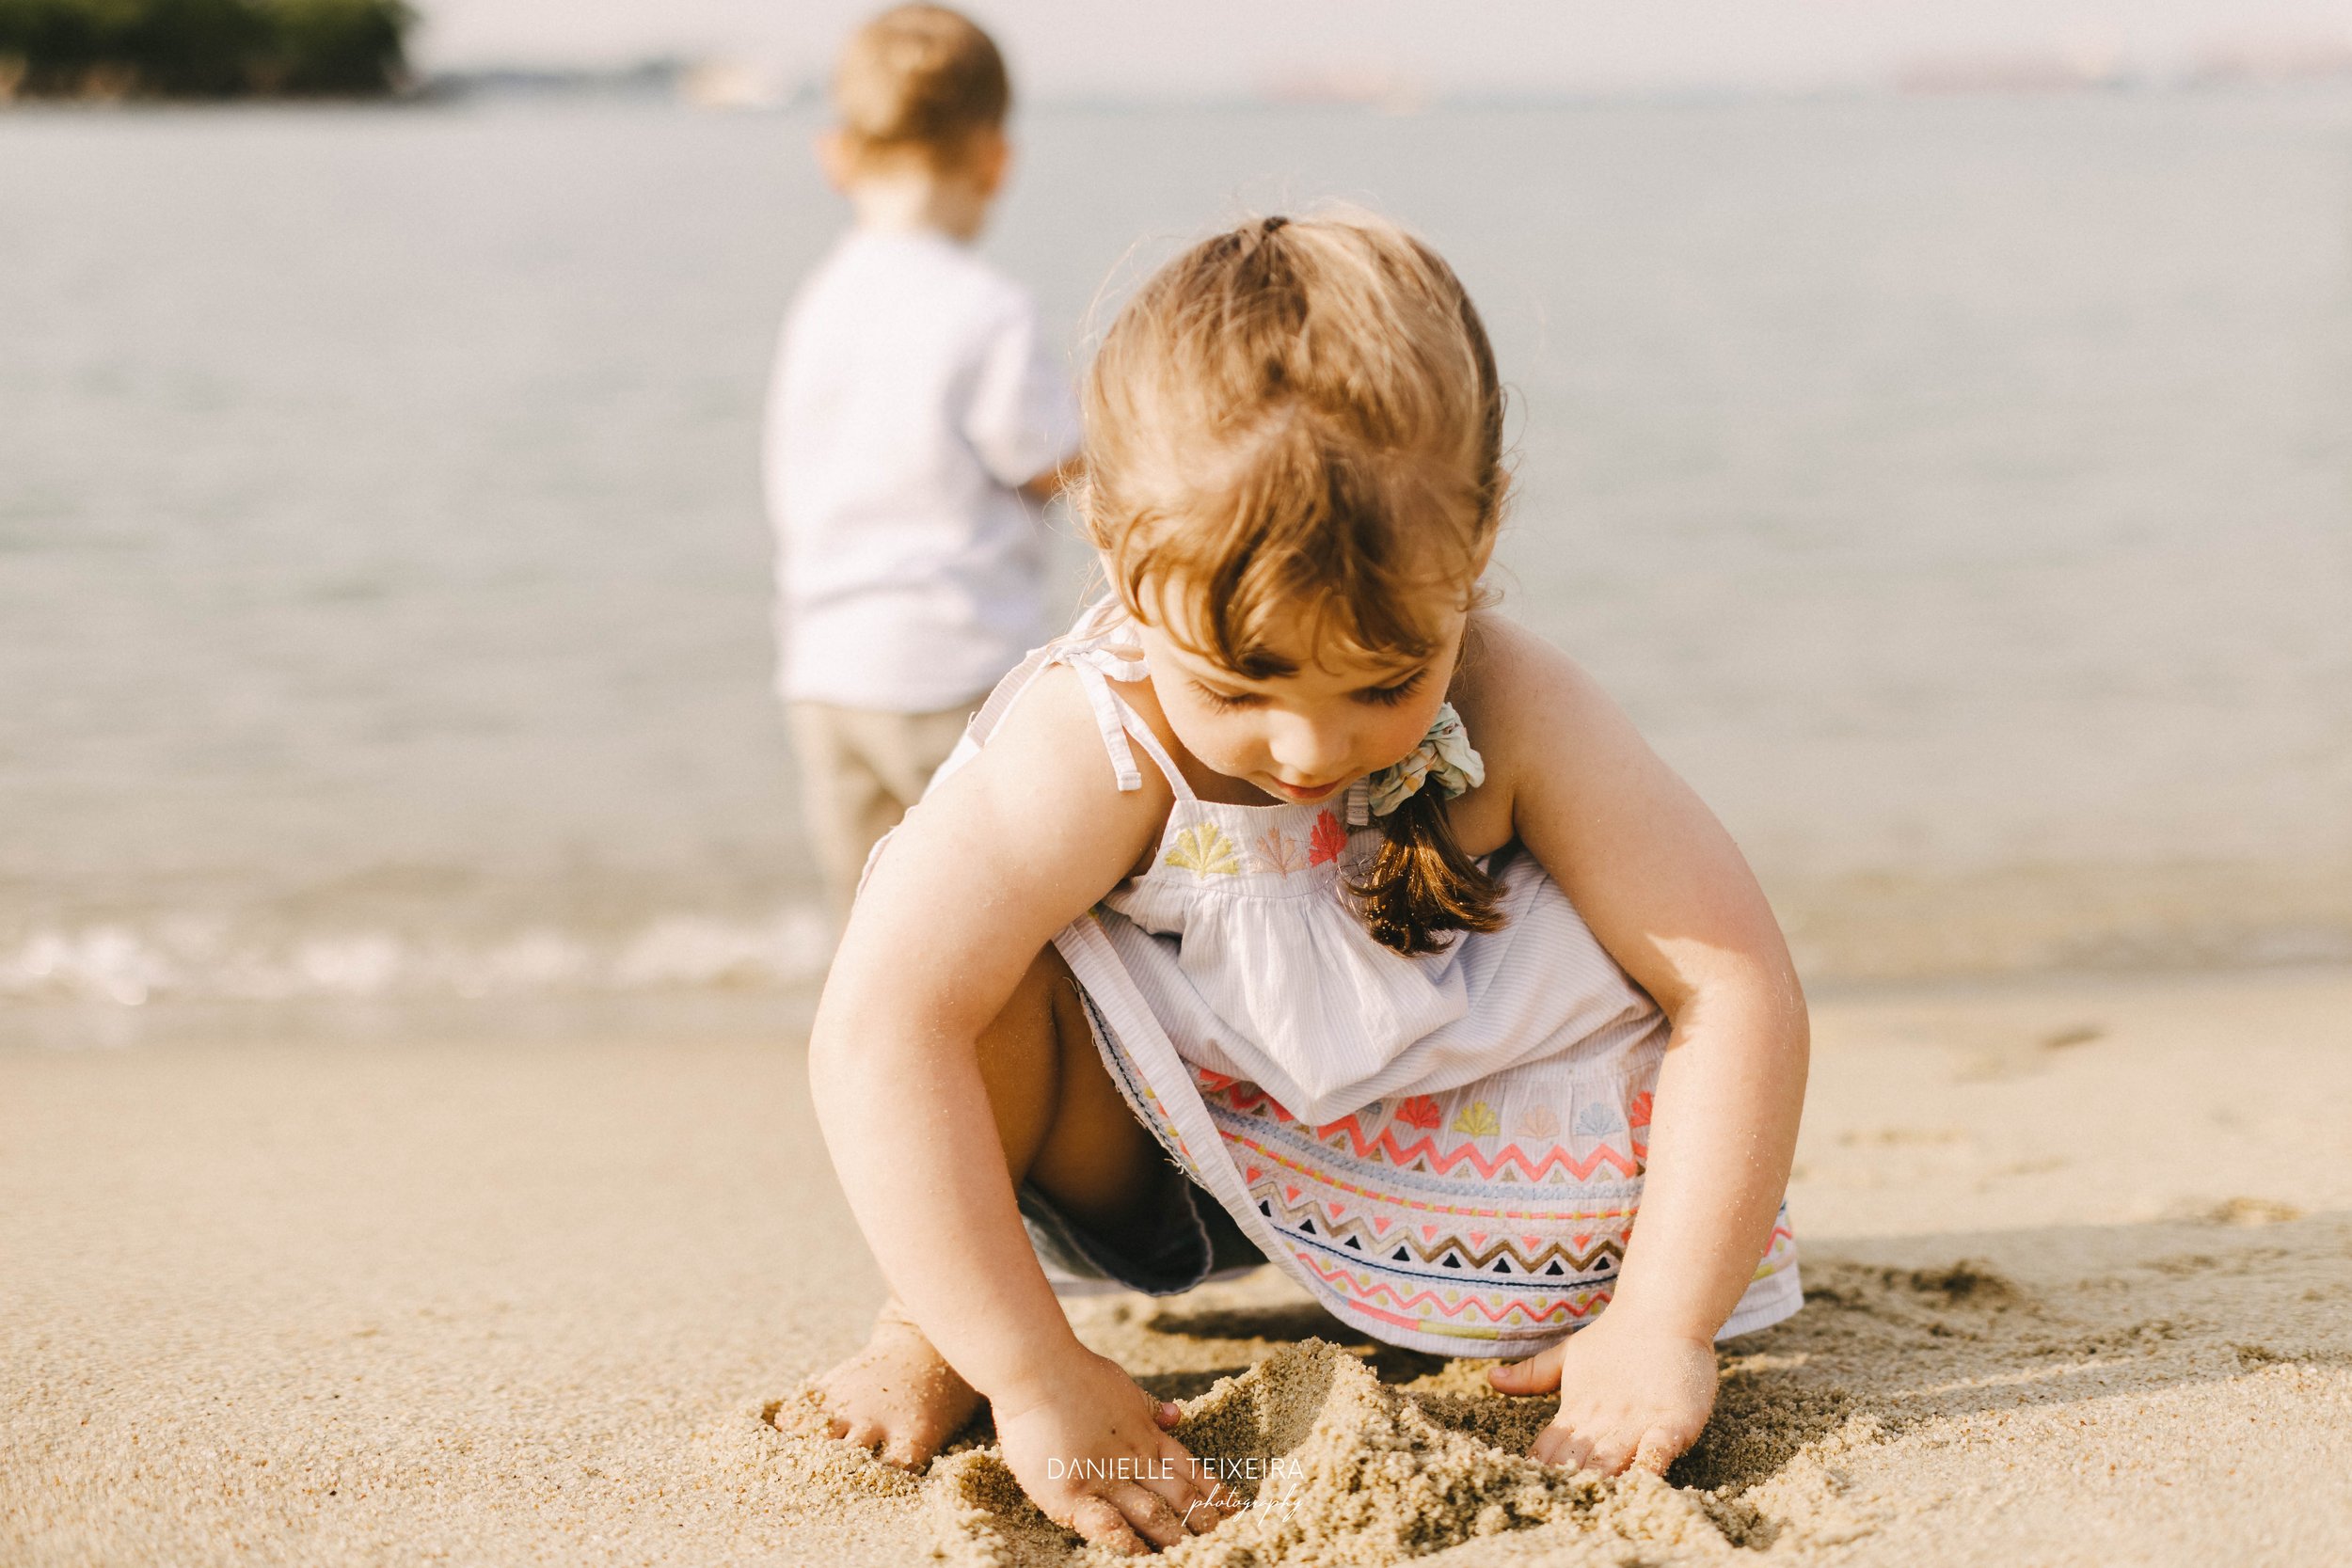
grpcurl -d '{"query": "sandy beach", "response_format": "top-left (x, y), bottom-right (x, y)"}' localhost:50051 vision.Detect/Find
top-left (7, 966), bottom-right (2351, 1566)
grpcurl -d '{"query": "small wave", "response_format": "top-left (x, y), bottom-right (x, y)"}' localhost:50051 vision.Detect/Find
top-left (0, 906), bottom-right (838, 1006)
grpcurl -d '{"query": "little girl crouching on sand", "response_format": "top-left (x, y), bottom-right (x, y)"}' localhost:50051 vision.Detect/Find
top-left (807, 212), bottom-right (1808, 1555)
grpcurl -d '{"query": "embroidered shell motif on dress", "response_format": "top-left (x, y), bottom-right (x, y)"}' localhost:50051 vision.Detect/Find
top-left (1163, 822), bottom-right (1242, 877)
top-left (1162, 808), bottom-right (1352, 880)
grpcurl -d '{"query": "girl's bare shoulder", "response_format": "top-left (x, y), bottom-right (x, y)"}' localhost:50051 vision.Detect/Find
top-left (1449, 610), bottom-right (1637, 747)
top-left (1457, 610), bottom-right (1585, 691)
top-left (903, 662), bottom-right (1171, 889)
top-left (831, 665), bottom-right (1176, 1027)
top-left (1453, 611), bottom-right (1641, 786)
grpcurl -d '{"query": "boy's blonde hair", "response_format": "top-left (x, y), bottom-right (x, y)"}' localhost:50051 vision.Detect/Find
top-left (832, 5), bottom-right (1010, 174)
top-left (1077, 212), bottom-right (1512, 955)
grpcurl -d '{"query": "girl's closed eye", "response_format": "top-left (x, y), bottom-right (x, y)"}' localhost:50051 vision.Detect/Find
top-left (1192, 681), bottom-right (1262, 712)
top-left (1357, 671), bottom-right (1426, 707)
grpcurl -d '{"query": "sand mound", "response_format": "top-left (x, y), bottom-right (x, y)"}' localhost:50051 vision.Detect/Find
top-left (797, 1259), bottom-right (2010, 1566)
top-left (921, 1339), bottom-right (1821, 1566)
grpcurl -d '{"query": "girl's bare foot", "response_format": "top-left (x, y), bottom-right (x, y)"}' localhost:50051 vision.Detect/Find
top-left (811, 1299), bottom-right (983, 1469)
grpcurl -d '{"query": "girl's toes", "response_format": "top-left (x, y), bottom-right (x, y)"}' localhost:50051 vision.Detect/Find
top-left (1632, 1427), bottom-right (1680, 1476)
top-left (1488, 1351), bottom-right (1560, 1395)
top-left (1584, 1433), bottom-right (1638, 1476)
top-left (1533, 1425), bottom-right (1591, 1471)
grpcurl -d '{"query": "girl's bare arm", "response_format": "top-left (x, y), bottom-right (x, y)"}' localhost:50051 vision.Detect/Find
top-left (806, 667), bottom-right (1168, 1402)
top-left (1469, 617), bottom-right (1807, 1338)
top-left (1456, 618), bottom-right (1806, 1469)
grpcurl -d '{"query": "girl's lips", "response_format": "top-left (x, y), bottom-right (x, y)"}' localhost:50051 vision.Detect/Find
top-left (1265, 777), bottom-right (1342, 802)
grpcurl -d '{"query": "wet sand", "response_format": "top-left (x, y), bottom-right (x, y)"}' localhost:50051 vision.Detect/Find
top-left (6, 967), bottom-right (2351, 1565)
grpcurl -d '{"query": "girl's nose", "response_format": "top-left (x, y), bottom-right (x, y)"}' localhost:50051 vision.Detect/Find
top-left (1266, 715), bottom-right (1351, 783)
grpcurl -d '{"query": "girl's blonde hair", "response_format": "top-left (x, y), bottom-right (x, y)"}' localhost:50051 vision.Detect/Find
top-left (1077, 212), bottom-right (1511, 955)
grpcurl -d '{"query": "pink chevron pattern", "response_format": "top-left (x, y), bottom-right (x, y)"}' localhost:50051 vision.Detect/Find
top-left (1211, 1078), bottom-right (1646, 1182)
top-left (1292, 1249), bottom-right (1611, 1332)
top-left (1288, 1219), bottom-right (1800, 1343)
top-left (1196, 1065), bottom-right (1797, 1352)
top-left (1290, 1212), bottom-right (1797, 1340)
top-left (1223, 1132), bottom-right (1639, 1224)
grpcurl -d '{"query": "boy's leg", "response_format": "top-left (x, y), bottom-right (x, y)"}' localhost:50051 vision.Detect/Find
top-left (811, 945), bottom-right (1172, 1466)
top-left (862, 701), bottom-right (976, 815)
top-left (788, 701), bottom-right (977, 922)
top-left (786, 702), bottom-right (893, 920)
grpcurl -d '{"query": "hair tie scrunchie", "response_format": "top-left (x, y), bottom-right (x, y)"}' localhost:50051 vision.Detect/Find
top-left (1261, 214), bottom-right (1290, 237)
top-left (1354, 703), bottom-right (1485, 824)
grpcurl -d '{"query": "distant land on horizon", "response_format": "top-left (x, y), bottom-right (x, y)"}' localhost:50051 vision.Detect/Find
top-left (399, 0), bottom-right (2352, 105)
top-left (0, 0), bottom-right (410, 100)
top-left (10, 0), bottom-right (2350, 112)
top-left (410, 44), bottom-right (2352, 114)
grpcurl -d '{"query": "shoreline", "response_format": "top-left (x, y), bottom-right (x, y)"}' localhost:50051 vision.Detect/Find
top-left (9, 849), bottom-right (2349, 1017)
top-left (8, 948), bottom-right (2352, 1051)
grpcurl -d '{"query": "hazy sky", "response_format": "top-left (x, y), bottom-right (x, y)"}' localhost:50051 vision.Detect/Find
top-left (415, 0), bottom-right (2352, 94)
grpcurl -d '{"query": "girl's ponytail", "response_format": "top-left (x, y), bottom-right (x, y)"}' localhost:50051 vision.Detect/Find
top-left (1354, 787), bottom-right (1505, 957)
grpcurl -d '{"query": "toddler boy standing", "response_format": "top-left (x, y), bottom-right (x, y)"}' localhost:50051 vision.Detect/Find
top-left (765, 5), bottom-right (1079, 915)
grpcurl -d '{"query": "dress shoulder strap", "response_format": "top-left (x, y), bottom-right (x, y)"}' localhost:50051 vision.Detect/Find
top-left (1079, 673), bottom-right (1194, 802)
top-left (964, 595), bottom-right (1194, 801)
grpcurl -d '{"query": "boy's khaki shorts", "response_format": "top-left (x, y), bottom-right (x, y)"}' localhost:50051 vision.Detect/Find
top-left (787, 699), bottom-right (976, 916)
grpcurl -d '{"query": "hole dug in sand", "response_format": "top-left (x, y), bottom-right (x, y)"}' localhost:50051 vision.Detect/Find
top-left (925, 1339), bottom-right (1782, 1566)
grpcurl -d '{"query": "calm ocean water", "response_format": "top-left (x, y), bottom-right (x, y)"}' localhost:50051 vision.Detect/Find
top-left (3, 92), bottom-right (2348, 1014)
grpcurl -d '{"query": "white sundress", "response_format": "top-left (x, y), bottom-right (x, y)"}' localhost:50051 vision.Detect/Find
top-left (934, 597), bottom-right (1801, 1358)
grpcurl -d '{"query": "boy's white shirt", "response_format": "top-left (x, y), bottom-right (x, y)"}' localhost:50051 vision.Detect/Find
top-left (766, 227), bottom-right (1081, 713)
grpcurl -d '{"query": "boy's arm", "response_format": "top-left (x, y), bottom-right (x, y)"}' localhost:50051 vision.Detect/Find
top-left (1020, 456), bottom-right (1081, 503)
top-left (1459, 619), bottom-right (1808, 1467)
top-left (965, 293), bottom-right (1082, 503)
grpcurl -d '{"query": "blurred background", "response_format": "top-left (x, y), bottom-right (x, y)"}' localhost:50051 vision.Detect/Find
top-left (4, 0), bottom-right (2348, 1041)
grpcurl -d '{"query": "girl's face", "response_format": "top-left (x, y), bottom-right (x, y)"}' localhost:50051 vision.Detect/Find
top-left (1135, 593), bottom-right (1469, 806)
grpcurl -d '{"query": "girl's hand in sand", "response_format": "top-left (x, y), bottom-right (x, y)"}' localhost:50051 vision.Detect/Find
top-left (1488, 1312), bottom-right (1719, 1476)
top-left (991, 1349), bottom-right (1238, 1556)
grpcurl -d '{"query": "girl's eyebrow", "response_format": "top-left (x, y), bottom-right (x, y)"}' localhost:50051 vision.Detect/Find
top-left (1189, 660), bottom-right (1426, 696)
top-left (1166, 641), bottom-right (1295, 683)
top-left (1167, 632), bottom-right (1426, 689)
top-left (1176, 650), bottom-right (1287, 688)
top-left (1181, 667), bottom-right (1263, 698)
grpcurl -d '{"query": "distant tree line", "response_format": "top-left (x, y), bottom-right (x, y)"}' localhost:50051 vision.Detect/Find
top-left (0, 0), bottom-right (411, 98)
